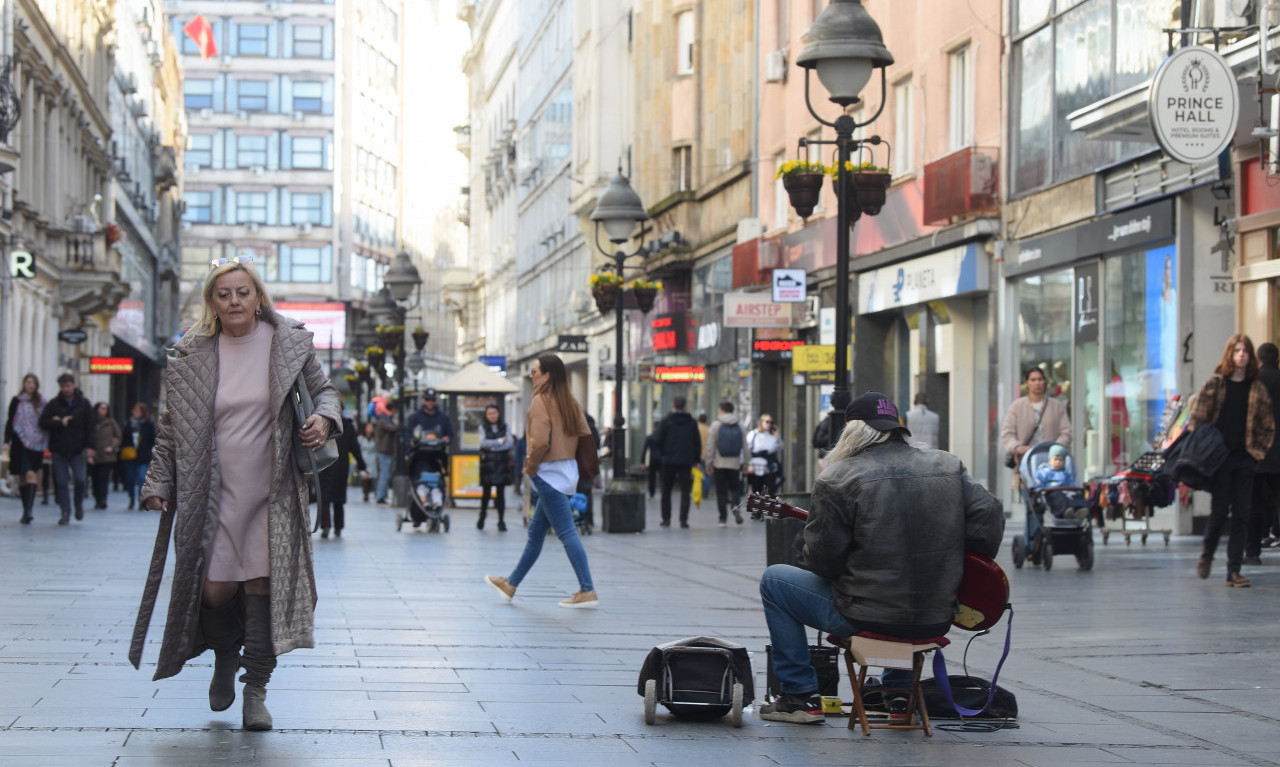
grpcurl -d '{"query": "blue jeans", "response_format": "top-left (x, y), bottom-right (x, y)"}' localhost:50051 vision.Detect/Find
top-left (509, 475), bottom-right (594, 591)
top-left (375, 453), bottom-right (394, 501)
top-left (51, 452), bottom-right (88, 516)
top-left (126, 461), bottom-right (150, 502)
top-left (760, 564), bottom-right (910, 695)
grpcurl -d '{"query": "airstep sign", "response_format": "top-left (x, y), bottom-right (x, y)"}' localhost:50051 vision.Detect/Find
top-left (724, 293), bottom-right (792, 328)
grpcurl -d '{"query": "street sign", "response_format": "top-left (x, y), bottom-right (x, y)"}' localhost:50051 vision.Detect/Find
top-left (599, 363), bottom-right (616, 381)
top-left (1147, 46), bottom-right (1239, 166)
top-left (557, 335), bottom-right (588, 353)
top-left (772, 268), bottom-right (807, 302)
top-left (792, 345), bottom-right (835, 385)
top-left (58, 329), bottom-right (88, 344)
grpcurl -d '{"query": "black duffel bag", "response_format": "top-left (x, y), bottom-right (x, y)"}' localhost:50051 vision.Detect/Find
top-left (920, 675), bottom-right (1018, 719)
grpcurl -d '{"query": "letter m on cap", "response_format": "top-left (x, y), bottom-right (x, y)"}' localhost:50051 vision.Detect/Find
top-left (183, 15), bottom-right (218, 61)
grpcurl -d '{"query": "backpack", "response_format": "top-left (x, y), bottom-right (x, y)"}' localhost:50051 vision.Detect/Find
top-left (717, 423), bottom-right (743, 458)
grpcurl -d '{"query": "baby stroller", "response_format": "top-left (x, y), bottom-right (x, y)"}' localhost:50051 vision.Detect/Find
top-left (637, 636), bottom-right (753, 727)
top-left (397, 431), bottom-right (451, 533)
top-left (1012, 440), bottom-right (1094, 571)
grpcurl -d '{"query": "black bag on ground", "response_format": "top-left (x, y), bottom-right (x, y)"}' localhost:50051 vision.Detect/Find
top-left (764, 642), bottom-right (840, 700)
top-left (921, 675), bottom-right (1018, 719)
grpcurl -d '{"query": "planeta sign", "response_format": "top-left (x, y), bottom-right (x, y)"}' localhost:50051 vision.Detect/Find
top-left (1147, 46), bottom-right (1239, 166)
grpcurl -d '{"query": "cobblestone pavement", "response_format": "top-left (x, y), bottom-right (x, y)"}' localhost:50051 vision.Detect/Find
top-left (1, 485), bottom-right (1278, 766)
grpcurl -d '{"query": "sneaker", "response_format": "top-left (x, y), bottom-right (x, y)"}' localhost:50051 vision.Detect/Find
top-left (886, 694), bottom-right (911, 722)
top-left (376, 499), bottom-right (389, 506)
top-left (734, 510), bottom-right (743, 524)
top-left (485, 575), bottom-right (515, 601)
top-left (659, 520), bottom-right (670, 527)
top-left (1243, 555), bottom-right (1262, 566)
top-left (1197, 555), bottom-right (1211, 579)
top-left (1227, 572), bottom-right (1252, 588)
top-left (558, 590), bottom-right (598, 608)
top-left (760, 692), bottom-right (825, 724)
top-left (719, 521), bottom-right (728, 527)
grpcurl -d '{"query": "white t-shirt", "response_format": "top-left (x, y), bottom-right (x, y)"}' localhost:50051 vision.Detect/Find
top-left (537, 458), bottom-right (579, 496)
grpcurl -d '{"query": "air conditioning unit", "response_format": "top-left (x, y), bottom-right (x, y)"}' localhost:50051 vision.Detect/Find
top-left (251, 165), bottom-right (265, 175)
top-left (236, 110), bottom-right (249, 120)
top-left (765, 50), bottom-right (787, 83)
top-left (969, 152), bottom-right (995, 195)
top-left (198, 107), bottom-right (213, 118)
top-left (292, 111), bottom-right (304, 120)
top-left (245, 222), bottom-right (261, 233)
top-left (181, 220), bottom-right (193, 231)
top-left (296, 221), bottom-right (313, 234)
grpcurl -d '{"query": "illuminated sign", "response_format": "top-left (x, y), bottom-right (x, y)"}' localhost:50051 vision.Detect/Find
top-left (651, 313), bottom-right (687, 352)
top-left (654, 365), bottom-right (705, 383)
top-left (274, 302), bottom-right (347, 350)
top-left (752, 338), bottom-right (805, 362)
top-left (90, 357), bottom-right (135, 374)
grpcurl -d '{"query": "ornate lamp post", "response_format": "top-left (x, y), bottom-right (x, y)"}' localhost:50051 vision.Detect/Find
top-left (379, 251), bottom-right (424, 491)
top-left (794, 0), bottom-right (893, 440)
top-left (590, 169), bottom-right (650, 485)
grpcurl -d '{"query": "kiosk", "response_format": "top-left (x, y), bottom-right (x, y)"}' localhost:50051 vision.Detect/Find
top-left (435, 361), bottom-right (520, 501)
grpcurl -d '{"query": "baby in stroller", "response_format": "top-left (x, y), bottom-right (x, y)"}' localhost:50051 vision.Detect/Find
top-left (1033, 444), bottom-right (1090, 520)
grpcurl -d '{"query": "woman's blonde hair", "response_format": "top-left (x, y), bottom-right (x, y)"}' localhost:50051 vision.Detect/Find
top-left (824, 418), bottom-right (894, 465)
top-left (189, 261), bottom-right (276, 337)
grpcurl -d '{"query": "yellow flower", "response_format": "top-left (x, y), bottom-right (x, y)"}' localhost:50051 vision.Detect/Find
top-left (827, 160), bottom-right (890, 177)
top-left (775, 159), bottom-right (829, 179)
top-left (630, 279), bottom-right (662, 291)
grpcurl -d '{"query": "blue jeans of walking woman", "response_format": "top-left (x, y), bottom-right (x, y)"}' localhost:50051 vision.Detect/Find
top-left (509, 475), bottom-right (594, 591)
top-left (760, 564), bottom-right (909, 694)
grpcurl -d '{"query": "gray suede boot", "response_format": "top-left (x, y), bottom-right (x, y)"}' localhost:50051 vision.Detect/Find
top-left (239, 594), bottom-right (276, 731)
top-left (200, 596), bottom-right (243, 712)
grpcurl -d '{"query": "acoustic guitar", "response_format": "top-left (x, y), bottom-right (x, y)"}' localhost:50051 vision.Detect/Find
top-left (745, 493), bottom-right (1011, 632)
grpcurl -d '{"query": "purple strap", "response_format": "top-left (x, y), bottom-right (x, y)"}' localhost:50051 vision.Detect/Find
top-left (930, 607), bottom-right (1014, 718)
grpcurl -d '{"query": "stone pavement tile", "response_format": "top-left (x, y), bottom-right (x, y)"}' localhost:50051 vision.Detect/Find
top-left (120, 730), bottom-right (384, 759)
top-left (1012, 721), bottom-right (1182, 746)
top-left (379, 733), bottom-right (638, 762)
top-left (118, 760), bottom-right (392, 767)
top-left (1100, 745), bottom-right (1257, 765)
top-left (1123, 711), bottom-right (1280, 752)
top-left (1193, 688), bottom-right (1280, 718)
top-left (12, 706), bottom-right (148, 728)
top-left (0, 729), bottom-right (128, 755)
top-left (1098, 693), bottom-right (1233, 713)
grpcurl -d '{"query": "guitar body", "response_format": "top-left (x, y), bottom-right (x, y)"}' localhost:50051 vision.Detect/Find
top-left (745, 493), bottom-right (1010, 632)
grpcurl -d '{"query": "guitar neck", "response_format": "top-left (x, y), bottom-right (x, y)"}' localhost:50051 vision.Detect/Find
top-left (745, 492), bottom-right (809, 522)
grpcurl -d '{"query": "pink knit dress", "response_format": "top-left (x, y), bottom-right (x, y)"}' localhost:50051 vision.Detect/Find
top-left (208, 322), bottom-right (274, 581)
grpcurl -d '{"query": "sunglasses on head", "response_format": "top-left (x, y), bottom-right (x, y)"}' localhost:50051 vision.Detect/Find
top-left (210, 255), bottom-right (255, 269)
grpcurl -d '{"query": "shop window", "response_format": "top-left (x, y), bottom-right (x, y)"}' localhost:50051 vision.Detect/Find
top-left (1013, 267), bottom-right (1072, 404)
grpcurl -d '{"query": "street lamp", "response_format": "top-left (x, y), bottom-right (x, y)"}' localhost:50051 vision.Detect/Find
top-left (378, 252), bottom-right (424, 496)
top-left (795, 0), bottom-right (893, 440)
top-left (590, 168), bottom-right (649, 486)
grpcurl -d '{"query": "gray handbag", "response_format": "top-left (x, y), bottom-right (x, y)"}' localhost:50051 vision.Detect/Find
top-left (291, 371), bottom-right (339, 475)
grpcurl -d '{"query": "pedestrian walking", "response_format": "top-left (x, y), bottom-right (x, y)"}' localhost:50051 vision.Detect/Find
top-left (122, 403), bottom-right (156, 510)
top-left (744, 414), bottom-right (782, 495)
top-left (478, 403), bottom-right (514, 531)
top-left (905, 392), bottom-right (940, 450)
top-left (38, 373), bottom-right (95, 525)
top-left (89, 402), bottom-right (122, 509)
top-left (1251, 342), bottom-right (1280, 558)
top-left (317, 413), bottom-right (365, 539)
top-left (1189, 333), bottom-right (1275, 587)
top-left (703, 400), bottom-right (745, 526)
top-left (130, 256), bottom-right (341, 731)
top-left (485, 353), bottom-right (598, 608)
top-left (641, 421), bottom-right (662, 499)
top-left (1001, 365), bottom-right (1071, 491)
top-left (372, 415), bottom-right (397, 504)
top-left (356, 421), bottom-right (377, 502)
top-left (657, 396), bottom-right (701, 528)
top-left (5, 373), bottom-right (47, 524)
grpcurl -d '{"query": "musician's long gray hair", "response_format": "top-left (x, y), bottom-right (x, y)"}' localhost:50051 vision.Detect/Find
top-left (824, 419), bottom-right (898, 464)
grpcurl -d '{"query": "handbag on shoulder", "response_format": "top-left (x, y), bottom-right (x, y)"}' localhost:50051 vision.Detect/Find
top-left (292, 371), bottom-right (339, 476)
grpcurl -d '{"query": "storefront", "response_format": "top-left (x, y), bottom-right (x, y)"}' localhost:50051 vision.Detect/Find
top-left (1235, 157), bottom-right (1280, 343)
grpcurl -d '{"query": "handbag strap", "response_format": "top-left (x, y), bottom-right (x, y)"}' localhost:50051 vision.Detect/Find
top-left (1021, 403), bottom-right (1047, 448)
top-left (931, 607), bottom-right (1014, 718)
top-left (292, 373), bottom-right (324, 531)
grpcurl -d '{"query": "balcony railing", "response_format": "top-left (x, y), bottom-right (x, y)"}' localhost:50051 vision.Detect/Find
top-left (922, 146), bottom-right (999, 226)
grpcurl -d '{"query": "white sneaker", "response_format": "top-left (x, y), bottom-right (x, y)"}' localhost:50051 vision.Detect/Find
top-left (485, 575), bottom-right (515, 601)
top-left (558, 590), bottom-right (598, 608)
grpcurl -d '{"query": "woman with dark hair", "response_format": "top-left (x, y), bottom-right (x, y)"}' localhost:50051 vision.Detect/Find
top-left (90, 402), bottom-right (122, 509)
top-left (317, 412), bottom-right (365, 538)
top-left (486, 354), bottom-right (598, 607)
top-left (122, 403), bottom-right (156, 510)
top-left (5, 373), bottom-right (47, 523)
top-left (477, 403), bottom-right (514, 531)
top-left (1188, 333), bottom-right (1275, 587)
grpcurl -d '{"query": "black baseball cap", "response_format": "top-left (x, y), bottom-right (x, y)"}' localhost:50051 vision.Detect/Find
top-left (422, 388), bottom-right (438, 401)
top-left (845, 391), bottom-right (910, 435)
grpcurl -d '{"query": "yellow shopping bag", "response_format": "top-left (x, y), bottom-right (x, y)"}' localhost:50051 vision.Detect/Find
top-left (691, 466), bottom-right (703, 507)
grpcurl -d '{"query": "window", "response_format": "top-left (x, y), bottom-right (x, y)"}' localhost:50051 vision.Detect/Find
top-left (184, 79), bottom-right (213, 110)
top-left (187, 134), bottom-right (214, 167)
top-left (291, 25), bottom-right (323, 58)
top-left (673, 146), bottom-right (692, 191)
top-left (238, 80), bottom-right (268, 112)
top-left (806, 128), bottom-right (823, 164)
top-left (183, 191), bottom-right (213, 223)
top-left (949, 45), bottom-right (973, 151)
top-left (291, 192), bottom-right (323, 224)
top-left (236, 192), bottom-right (268, 223)
top-left (281, 245), bottom-right (331, 282)
top-left (292, 81), bottom-right (323, 112)
top-left (292, 136), bottom-right (325, 168)
top-left (893, 77), bottom-right (913, 173)
top-left (236, 135), bottom-right (268, 168)
top-left (676, 11), bottom-right (694, 75)
top-left (180, 19), bottom-right (218, 56)
top-left (238, 24), bottom-right (269, 56)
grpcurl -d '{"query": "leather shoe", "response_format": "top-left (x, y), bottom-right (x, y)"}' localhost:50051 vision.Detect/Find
top-left (1227, 572), bottom-right (1252, 588)
top-left (1196, 555), bottom-right (1211, 579)
top-left (1243, 555), bottom-right (1262, 566)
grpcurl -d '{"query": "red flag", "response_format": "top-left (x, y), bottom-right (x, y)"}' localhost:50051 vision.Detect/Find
top-left (183, 15), bottom-right (218, 61)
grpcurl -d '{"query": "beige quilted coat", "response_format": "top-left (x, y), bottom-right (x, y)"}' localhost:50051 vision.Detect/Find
top-left (129, 316), bottom-right (341, 681)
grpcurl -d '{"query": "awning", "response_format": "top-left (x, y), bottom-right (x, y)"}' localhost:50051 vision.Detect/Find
top-left (434, 361), bottom-right (520, 394)
top-left (1067, 30), bottom-right (1279, 144)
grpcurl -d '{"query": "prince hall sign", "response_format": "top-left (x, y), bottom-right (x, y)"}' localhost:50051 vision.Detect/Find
top-left (1147, 45), bottom-right (1240, 166)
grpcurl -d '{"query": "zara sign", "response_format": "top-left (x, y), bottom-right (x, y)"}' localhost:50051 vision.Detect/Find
top-left (1147, 46), bottom-right (1239, 166)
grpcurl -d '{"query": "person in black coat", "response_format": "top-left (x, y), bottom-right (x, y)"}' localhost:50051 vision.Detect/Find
top-left (1249, 342), bottom-right (1280, 560)
top-left (318, 415), bottom-right (366, 538)
top-left (656, 396), bottom-right (703, 528)
top-left (478, 404), bottom-right (515, 531)
top-left (38, 373), bottom-right (95, 524)
top-left (641, 421), bottom-right (662, 499)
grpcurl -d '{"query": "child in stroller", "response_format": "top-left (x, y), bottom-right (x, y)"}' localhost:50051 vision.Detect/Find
top-left (1013, 441), bottom-right (1094, 570)
top-left (398, 426), bottom-right (451, 533)
top-left (1033, 444), bottom-right (1090, 520)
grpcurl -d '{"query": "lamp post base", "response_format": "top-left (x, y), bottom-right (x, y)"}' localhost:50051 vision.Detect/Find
top-left (601, 479), bottom-right (645, 533)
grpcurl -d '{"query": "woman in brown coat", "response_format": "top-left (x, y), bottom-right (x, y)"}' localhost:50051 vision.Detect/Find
top-left (129, 258), bottom-right (341, 730)
top-left (1188, 333), bottom-right (1275, 587)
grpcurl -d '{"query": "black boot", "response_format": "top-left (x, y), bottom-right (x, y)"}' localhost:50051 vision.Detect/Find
top-left (240, 594), bottom-right (276, 731)
top-left (20, 485), bottom-right (35, 523)
top-left (477, 510), bottom-right (486, 530)
top-left (200, 596), bottom-right (243, 712)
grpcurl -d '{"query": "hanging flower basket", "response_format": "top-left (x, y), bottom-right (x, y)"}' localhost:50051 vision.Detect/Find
top-left (632, 287), bottom-right (658, 313)
top-left (851, 171), bottom-right (892, 216)
top-left (365, 346), bottom-right (385, 371)
top-left (782, 172), bottom-right (826, 220)
top-left (356, 364), bottom-right (372, 385)
top-left (593, 284), bottom-right (620, 315)
top-left (411, 330), bottom-right (430, 350)
top-left (376, 325), bottom-right (404, 351)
